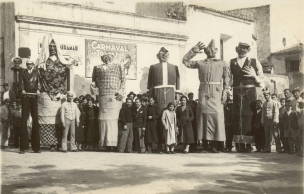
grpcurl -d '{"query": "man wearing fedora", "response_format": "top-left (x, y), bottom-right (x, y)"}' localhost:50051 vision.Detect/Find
top-left (19, 60), bottom-right (41, 154)
top-left (229, 42), bottom-right (264, 153)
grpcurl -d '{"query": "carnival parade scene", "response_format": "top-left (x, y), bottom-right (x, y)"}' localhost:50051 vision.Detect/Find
top-left (0, 0), bottom-right (303, 193)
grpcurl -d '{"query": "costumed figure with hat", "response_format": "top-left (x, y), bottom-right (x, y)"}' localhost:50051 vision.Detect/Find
top-left (182, 40), bottom-right (229, 153)
top-left (147, 47), bottom-right (180, 153)
top-left (35, 34), bottom-right (81, 152)
top-left (19, 59), bottom-right (41, 154)
top-left (91, 53), bottom-right (126, 151)
top-left (228, 42), bottom-right (264, 153)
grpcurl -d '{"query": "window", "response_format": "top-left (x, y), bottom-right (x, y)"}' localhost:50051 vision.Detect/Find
top-left (286, 60), bottom-right (300, 72)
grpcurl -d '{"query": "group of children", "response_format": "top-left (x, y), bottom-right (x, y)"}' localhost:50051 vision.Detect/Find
top-left (252, 88), bottom-right (304, 157)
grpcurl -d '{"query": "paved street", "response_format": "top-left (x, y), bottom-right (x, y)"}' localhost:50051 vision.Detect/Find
top-left (1, 147), bottom-right (303, 194)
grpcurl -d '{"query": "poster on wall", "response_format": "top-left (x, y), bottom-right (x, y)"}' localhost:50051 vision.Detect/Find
top-left (38, 42), bottom-right (80, 58)
top-left (85, 39), bottom-right (137, 79)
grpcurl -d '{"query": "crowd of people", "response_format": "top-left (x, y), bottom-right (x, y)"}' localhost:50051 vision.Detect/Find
top-left (1, 85), bottom-right (304, 157)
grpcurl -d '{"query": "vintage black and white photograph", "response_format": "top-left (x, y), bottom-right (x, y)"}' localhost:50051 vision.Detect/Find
top-left (0, 0), bottom-right (303, 193)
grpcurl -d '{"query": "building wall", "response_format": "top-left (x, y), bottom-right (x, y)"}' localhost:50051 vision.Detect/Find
top-left (225, 5), bottom-right (271, 64)
top-left (14, 1), bottom-right (188, 97)
top-left (184, 6), bottom-right (255, 98)
top-left (270, 51), bottom-right (304, 90)
top-left (0, 2), bottom-right (15, 93)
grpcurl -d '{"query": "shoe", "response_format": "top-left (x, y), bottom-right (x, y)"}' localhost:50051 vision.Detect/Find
top-left (62, 150), bottom-right (67, 153)
top-left (263, 151), bottom-right (271, 153)
top-left (170, 151), bottom-right (175, 154)
top-left (159, 151), bottom-right (163, 154)
top-left (183, 151), bottom-right (188, 154)
top-left (34, 150), bottom-right (41, 153)
top-left (19, 150), bottom-right (25, 154)
top-left (255, 149), bottom-right (261, 152)
top-left (166, 151), bottom-right (171, 154)
top-left (278, 150), bottom-right (285, 153)
top-left (210, 148), bottom-right (220, 153)
top-left (245, 149), bottom-right (252, 153)
top-left (50, 147), bottom-right (56, 152)
top-left (71, 150), bottom-right (78, 152)
top-left (1, 145), bottom-right (6, 149)
top-left (220, 148), bottom-right (227, 153)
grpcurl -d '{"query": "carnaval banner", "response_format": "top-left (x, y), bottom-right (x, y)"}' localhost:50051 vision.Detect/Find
top-left (85, 39), bottom-right (137, 79)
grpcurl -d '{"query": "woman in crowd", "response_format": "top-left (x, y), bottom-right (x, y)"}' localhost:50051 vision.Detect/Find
top-left (176, 96), bottom-right (194, 154)
top-left (162, 102), bottom-right (178, 154)
top-left (73, 98), bottom-right (84, 151)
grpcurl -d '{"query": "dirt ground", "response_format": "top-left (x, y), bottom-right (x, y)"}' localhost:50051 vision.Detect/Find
top-left (1, 146), bottom-right (303, 194)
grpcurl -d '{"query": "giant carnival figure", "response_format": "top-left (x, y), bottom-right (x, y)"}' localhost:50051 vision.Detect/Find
top-left (92, 53), bottom-right (126, 151)
top-left (229, 42), bottom-right (264, 153)
top-left (183, 40), bottom-right (229, 153)
top-left (36, 34), bottom-right (79, 151)
top-left (147, 47), bottom-right (180, 153)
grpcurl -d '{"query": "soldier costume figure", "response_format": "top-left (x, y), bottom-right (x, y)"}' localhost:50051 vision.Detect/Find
top-left (183, 40), bottom-right (229, 153)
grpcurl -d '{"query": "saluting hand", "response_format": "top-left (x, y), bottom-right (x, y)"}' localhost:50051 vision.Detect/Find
top-left (192, 41), bottom-right (205, 54)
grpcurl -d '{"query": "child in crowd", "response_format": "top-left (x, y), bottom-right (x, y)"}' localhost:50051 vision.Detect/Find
top-left (0, 99), bottom-right (11, 149)
top-left (297, 100), bottom-right (304, 157)
top-left (12, 100), bottom-right (22, 148)
top-left (283, 101), bottom-right (300, 154)
top-left (83, 98), bottom-right (99, 151)
top-left (279, 98), bottom-right (289, 152)
top-left (73, 98), bottom-right (84, 151)
top-left (252, 100), bottom-right (265, 152)
top-left (162, 102), bottom-right (178, 154)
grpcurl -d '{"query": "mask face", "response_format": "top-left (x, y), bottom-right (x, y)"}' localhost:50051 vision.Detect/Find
top-left (49, 42), bottom-right (57, 56)
top-left (204, 47), bottom-right (217, 58)
top-left (236, 46), bottom-right (250, 58)
top-left (158, 51), bottom-right (169, 62)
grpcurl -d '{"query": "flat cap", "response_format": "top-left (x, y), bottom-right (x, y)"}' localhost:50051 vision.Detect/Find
top-left (238, 42), bottom-right (250, 48)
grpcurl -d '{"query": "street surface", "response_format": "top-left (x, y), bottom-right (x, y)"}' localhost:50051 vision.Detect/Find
top-left (1, 146), bottom-right (303, 194)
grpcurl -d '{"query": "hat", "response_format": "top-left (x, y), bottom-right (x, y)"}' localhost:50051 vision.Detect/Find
top-left (127, 91), bottom-right (136, 98)
top-left (292, 87), bottom-right (300, 94)
top-left (262, 87), bottom-right (270, 94)
top-left (101, 53), bottom-right (114, 62)
top-left (207, 39), bottom-right (215, 48)
top-left (49, 39), bottom-right (56, 45)
top-left (238, 42), bottom-right (250, 48)
top-left (158, 47), bottom-right (168, 53)
top-left (26, 59), bottom-right (34, 64)
top-left (3, 83), bottom-right (8, 87)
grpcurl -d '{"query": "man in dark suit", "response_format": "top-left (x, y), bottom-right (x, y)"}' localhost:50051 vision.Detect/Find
top-left (2, 83), bottom-right (16, 105)
top-left (19, 60), bottom-right (41, 154)
top-left (133, 98), bottom-right (147, 153)
top-left (147, 47), bottom-right (180, 153)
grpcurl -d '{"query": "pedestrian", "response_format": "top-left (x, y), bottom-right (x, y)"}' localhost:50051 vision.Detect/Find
top-left (188, 92), bottom-right (198, 153)
top-left (118, 98), bottom-right (134, 153)
top-left (1, 83), bottom-right (16, 105)
top-left (133, 98), bottom-right (147, 154)
top-left (161, 102), bottom-right (178, 154)
top-left (252, 100), bottom-right (265, 152)
top-left (73, 98), bottom-right (84, 151)
top-left (283, 101), bottom-right (300, 154)
top-left (297, 100), bottom-right (304, 157)
top-left (0, 99), bottom-right (11, 149)
top-left (279, 98), bottom-right (289, 153)
top-left (261, 88), bottom-right (281, 153)
top-left (284, 89), bottom-right (294, 102)
top-left (61, 91), bottom-right (80, 153)
top-left (291, 88), bottom-right (302, 112)
top-left (145, 96), bottom-right (161, 153)
top-left (83, 98), bottom-right (98, 151)
top-left (19, 60), bottom-right (41, 154)
top-left (176, 96), bottom-right (195, 154)
top-left (11, 100), bottom-right (22, 148)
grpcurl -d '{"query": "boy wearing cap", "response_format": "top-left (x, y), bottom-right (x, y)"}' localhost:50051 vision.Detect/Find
top-left (183, 40), bottom-right (229, 153)
top-left (279, 98), bottom-right (289, 152)
top-left (252, 100), bottom-right (265, 152)
top-left (228, 42), bottom-right (264, 153)
top-left (261, 88), bottom-right (281, 153)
